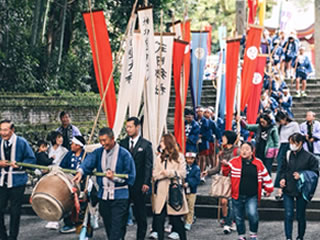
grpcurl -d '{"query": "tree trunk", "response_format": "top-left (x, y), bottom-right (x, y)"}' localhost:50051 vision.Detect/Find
top-left (57, 0), bottom-right (68, 66)
top-left (235, 0), bottom-right (246, 36)
top-left (31, 0), bottom-right (42, 46)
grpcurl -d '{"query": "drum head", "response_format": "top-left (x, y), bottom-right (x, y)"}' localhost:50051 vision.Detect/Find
top-left (31, 193), bottom-right (64, 221)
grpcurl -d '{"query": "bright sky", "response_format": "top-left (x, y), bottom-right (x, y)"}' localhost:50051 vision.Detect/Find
top-left (265, 0), bottom-right (314, 32)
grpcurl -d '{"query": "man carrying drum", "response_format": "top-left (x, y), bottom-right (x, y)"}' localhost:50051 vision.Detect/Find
top-left (0, 120), bottom-right (36, 240)
top-left (73, 127), bottom-right (136, 240)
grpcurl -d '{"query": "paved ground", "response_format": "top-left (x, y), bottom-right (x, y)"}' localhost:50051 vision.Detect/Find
top-left (12, 215), bottom-right (320, 240)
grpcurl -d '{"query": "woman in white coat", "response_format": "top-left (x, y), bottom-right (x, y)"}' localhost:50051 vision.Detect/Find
top-left (153, 134), bottom-right (188, 240)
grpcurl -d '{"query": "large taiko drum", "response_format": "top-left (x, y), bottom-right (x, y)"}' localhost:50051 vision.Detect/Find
top-left (31, 170), bottom-right (80, 221)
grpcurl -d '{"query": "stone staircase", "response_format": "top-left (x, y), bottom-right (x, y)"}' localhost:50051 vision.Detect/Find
top-left (288, 78), bottom-right (320, 123)
top-left (167, 78), bottom-right (320, 130)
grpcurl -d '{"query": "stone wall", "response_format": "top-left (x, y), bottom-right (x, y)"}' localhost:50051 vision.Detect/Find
top-left (0, 94), bottom-right (108, 149)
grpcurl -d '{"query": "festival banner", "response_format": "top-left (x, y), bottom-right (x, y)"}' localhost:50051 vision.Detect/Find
top-left (246, 55), bottom-right (267, 124)
top-left (129, 32), bottom-right (145, 117)
top-left (173, 39), bottom-right (189, 152)
top-left (154, 34), bottom-right (174, 143)
top-left (215, 26), bottom-right (227, 121)
top-left (225, 39), bottom-right (241, 131)
top-left (137, 7), bottom-right (157, 148)
top-left (191, 31), bottom-right (208, 108)
top-left (258, 0), bottom-right (266, 26)
top-left (248, 0), bottom-right (258, 24)
top-left (83, 10), bottom-right (117, 128)
top-left (113, 15), bottom-right (137, 139)
top-left (170, 20), bottom-right (183, 40)
top-left (205, 25), bottom-right (212, 55)
top-left (182, 20), bottom-right (191, 113)
top-left (240, 25), bottom-right (263, 111)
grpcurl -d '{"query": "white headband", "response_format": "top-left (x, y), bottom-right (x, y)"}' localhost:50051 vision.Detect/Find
top-left (72, 137), bottom-right (84, 147)
top-left (185, 152), bottom-right (196, 158)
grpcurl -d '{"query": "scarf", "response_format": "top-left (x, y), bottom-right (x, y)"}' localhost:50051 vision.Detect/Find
top-left (0, 134), bottom-right (17, 188)
top-left (101, 143), bottom-right (120, 200)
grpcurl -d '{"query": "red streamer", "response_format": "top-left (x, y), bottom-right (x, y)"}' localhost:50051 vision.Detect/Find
top-left (83, 11), bottom-right (117, 128)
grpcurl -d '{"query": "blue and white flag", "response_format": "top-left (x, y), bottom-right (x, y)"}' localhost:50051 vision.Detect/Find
top-left (215, 26), bottom-right (227, 121)
top-left (191, 31), bottom-right (208, 108)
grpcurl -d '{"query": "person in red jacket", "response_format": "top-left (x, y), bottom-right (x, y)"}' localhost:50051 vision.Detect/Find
top-left (222, 142), bottom-right (274, 240)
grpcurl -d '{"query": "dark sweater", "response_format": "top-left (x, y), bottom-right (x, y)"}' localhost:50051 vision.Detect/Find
top-left (239, 159), bottom-right (258, 197)
top-left (280, 147), bottom-right (319, 197)
top-left (36, 152), bottom-right (54, 166)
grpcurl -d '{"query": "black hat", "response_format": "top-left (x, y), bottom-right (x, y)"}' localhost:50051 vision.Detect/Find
top-left (223, 131), bottom-right (237, 145)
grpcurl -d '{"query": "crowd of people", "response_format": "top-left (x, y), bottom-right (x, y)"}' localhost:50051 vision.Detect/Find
top-left (0, 102), bottom-right (319, 240)
top-left (260, 29), bottom-right (312, 99)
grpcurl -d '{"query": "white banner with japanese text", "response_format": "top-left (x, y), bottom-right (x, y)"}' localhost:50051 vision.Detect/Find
top-left (113, 15), bottom-right (137, 139)
top-left (154, 34), bottom-right (174, 143)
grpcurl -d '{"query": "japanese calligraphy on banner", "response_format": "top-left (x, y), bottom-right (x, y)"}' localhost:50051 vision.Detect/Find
top-left (129, 32), bottom-right (145, 117)
top-left (113, 15), bottom-right (137, 139)
top-left (137, 7), bottom-right (157, 149)
top-left (154, 34), bottom-right (174, 143)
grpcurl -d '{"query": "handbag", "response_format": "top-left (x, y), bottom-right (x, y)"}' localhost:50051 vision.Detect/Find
top-left (168, 172), bottom-right (184, 211)
top-left (210, 174), bottom-right (231, 198)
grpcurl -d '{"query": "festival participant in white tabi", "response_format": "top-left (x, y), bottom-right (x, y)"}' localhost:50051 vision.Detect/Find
top-left (0, 120), bottom-right (36, 240)
top-left (73, 127), bottom-right (136, 240)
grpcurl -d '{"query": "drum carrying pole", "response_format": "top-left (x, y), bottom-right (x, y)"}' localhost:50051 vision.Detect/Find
top-left (9, 162), bottom-right (129, 179)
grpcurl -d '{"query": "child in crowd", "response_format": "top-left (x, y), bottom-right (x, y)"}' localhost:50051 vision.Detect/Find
top-left (35, 140), bottom-right (54, 166)
top-left (184, 152), bottom-right (201, 231)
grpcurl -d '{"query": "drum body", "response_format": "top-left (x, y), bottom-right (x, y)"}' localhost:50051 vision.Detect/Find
top-left (31, 172), bottom-right (79, 221)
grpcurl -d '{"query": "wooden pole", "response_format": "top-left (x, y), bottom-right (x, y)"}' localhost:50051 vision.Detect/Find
top-left (11, 162), bottom-right (128, 178)
top-left (156, 10), bottom-right (164, 142)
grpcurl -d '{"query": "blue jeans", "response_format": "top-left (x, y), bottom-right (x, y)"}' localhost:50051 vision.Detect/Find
top-left (232, 195), bottom-right (259, 236)
top-left (275, 143), bottom-right (289, 188)
top-left (283, 193), bottom-right (308, 240)
top-left (223, 198), bottom-right (234, 226)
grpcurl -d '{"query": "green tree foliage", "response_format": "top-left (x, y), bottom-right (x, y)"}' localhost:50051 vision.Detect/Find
top-left (0, 0), bottom-right (171, 93)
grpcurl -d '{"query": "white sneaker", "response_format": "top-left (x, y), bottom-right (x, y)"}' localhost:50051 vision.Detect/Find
top-left (200, 177), bottom-right (206, 183)
top-left (230, 222), bottom-right (237, 231)
top-left (223, 225), bottom-right (232, 234)
top-left (168, 232), bottom-right (179, 239)
top-left (149, 232), bottom-right (158, 239)
top-left (90, 214), bottom-right (99, 229)
top-left (45, 221), bottom-right (59, 230)
top-left (164, 223), bottom-right (172, 233)
top-left (184, 223), bottom-right (192, 231)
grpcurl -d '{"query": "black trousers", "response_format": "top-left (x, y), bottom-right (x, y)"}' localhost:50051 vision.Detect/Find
top-left (0, 185), bottom-right (25, 240)
top-left (130, 189), bottom-right (148, 240)
top-left (99, 198), bottom-right (128, 240)
top-left (154, 206), bottom-right (187, 240)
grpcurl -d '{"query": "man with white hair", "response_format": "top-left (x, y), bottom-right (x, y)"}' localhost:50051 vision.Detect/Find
top-left (293, 46), bottom-right (312, 97)
top-left (300, 111), bottom-right (320, 156)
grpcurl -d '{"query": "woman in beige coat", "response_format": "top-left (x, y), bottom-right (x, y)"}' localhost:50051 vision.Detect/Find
top-left (153, 134), bottom-right (188, 240)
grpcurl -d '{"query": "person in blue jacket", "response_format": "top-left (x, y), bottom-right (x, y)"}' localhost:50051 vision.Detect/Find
top-left (185, 109), bottom-right (200, 153)
top-left (195, 107), bottom-right (211, 183)
top-left (183, 152), bottom-right (200, 231)
top-left (0, 119), bottom-right (36, 240)
top-left (204, 108), bottom-right (221, 169)
top-left (271, 39), bottom-right (284, 71)
top-left (292, 46), bottom-right (313, 97)
top-left (281, 34), bottom-right (299, 79)
top-left (279, 87), bottom-right (294, 118)
top-left (59, 135), bottom-right (86, 233)
top-left (73, 127), bottom-right (136, 240)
